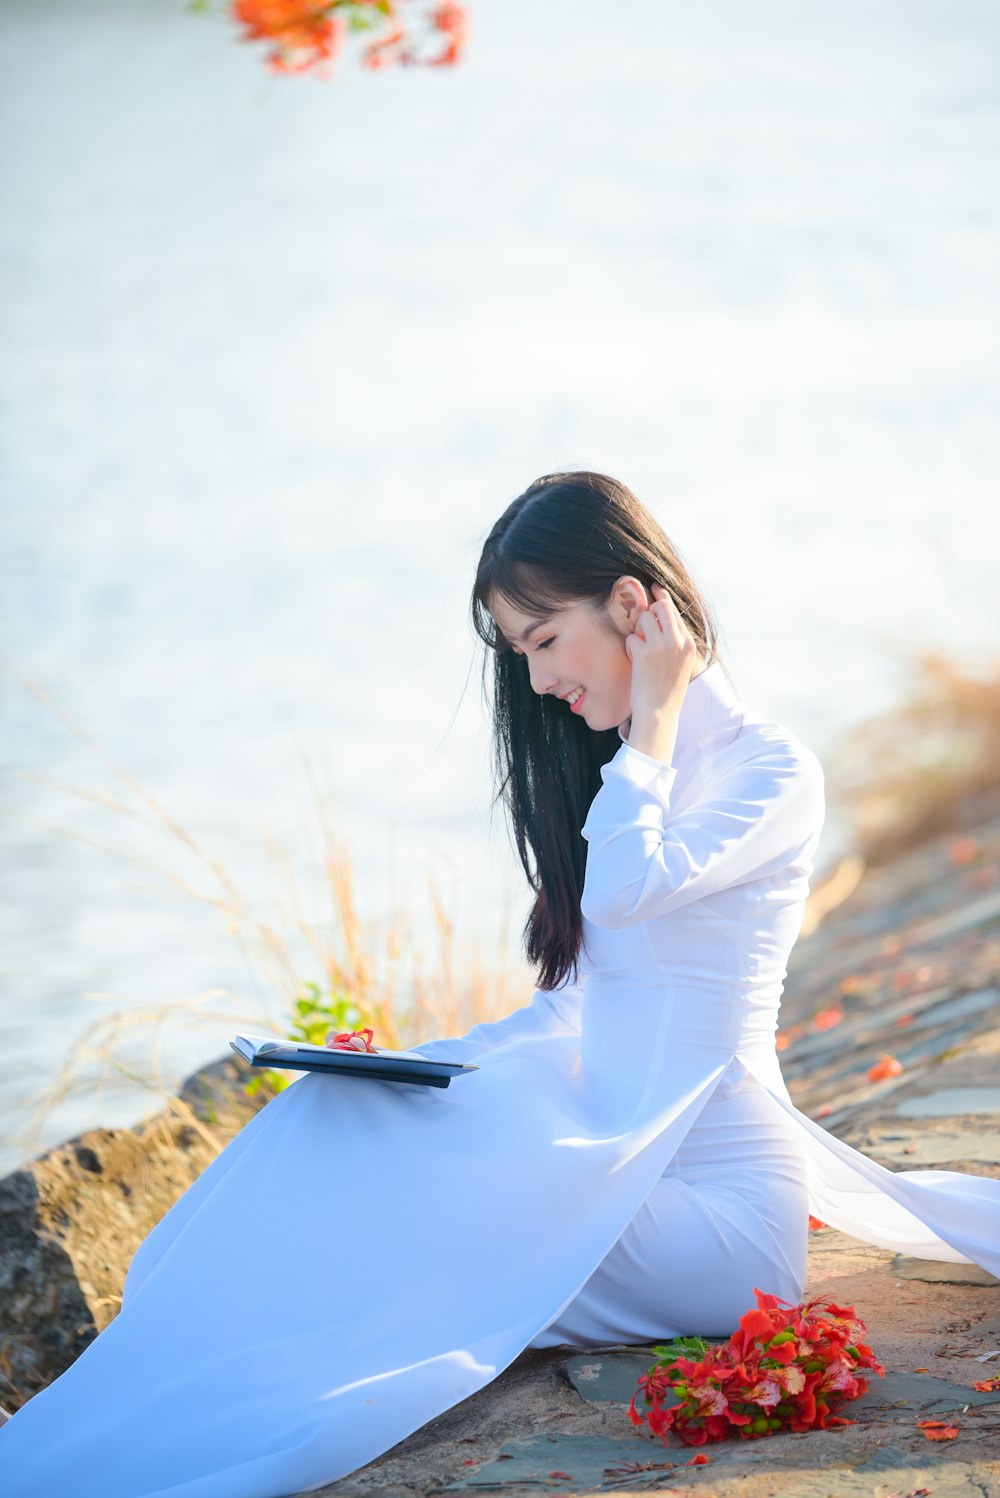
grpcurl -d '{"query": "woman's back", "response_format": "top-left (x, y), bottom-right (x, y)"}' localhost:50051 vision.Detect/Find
top-left (574, 662), bottom-right (823, 1104)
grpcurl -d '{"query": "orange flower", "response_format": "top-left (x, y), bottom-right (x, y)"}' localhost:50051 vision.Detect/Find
top-left (812, 1004), bottom-right (844, 1031)
top-left (973, 1376), bottom-right (1000, 1392)
top-left (433, 1), bottom-right (468, 37)
top-left (686, 1453), bottom-right (711, 1465)
top-left (917, 1419), bottom-right (959, 1440)
top-left (427, 1), bottom-right (469, 65)
top-left (808, 1216), bottom-right (826, 1231)
top-left (948, 836), bottom-right (979, 865)
top-left (230, 0), bottom-right (343, 75)
top-left (868, 1053), bottom-right (904, 1082)
top-left (361, 19), bottom-right (408, 69)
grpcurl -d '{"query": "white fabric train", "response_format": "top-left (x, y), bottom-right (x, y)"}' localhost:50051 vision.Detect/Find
top-left (2, 662), bottom-right (997, 1497)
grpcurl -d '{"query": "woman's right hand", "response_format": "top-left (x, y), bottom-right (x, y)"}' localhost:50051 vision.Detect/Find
top-left (625, 583), bottom-right (700, 761)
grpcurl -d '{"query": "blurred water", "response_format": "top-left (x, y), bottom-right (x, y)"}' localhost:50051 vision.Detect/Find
top-left (1, 0), bottom-right (998, 1174)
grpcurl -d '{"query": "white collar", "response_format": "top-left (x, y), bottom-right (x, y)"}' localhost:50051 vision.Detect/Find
top-left (616, 660), bottom-right (744, 770)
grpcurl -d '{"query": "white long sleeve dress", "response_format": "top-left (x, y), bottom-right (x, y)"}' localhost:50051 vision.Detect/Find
top-left (2, 662), bottom-right (997, 1498)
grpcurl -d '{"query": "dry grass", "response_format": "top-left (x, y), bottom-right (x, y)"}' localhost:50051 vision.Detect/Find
top-left (3, 658), bottom-right (528, 1168)
top-left (825, 648), bottom-right (1000, 868)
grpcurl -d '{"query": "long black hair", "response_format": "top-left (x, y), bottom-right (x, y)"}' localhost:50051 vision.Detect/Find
top-left (472, 470), bottom-right (725, 991)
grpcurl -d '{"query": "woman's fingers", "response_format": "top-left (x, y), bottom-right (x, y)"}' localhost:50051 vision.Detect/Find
top-left (633, 606), bottom-right (665, 644)
top-left (649, 583), bottom-right (695, 647)
top-left (633, 586), bottom-right (687, 645)
top-left (639, 603), bottom-right (673, 640)
top-left (627, 585), bottom-right (700, 731)
top-left (649, 583), bottom-right (678, 625)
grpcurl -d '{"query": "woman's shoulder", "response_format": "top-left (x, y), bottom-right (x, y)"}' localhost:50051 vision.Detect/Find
top-left (705, 708), bottom-right (825, 796)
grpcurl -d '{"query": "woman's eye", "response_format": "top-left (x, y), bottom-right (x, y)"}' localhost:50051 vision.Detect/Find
top-left (537, 638), bottom-right (555, 651)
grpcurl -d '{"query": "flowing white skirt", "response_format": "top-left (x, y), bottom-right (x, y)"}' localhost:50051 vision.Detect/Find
top-left (1, 1012), bottom-right (998, 1498)
top-left (529, 1068), bottom-right (811, 1348)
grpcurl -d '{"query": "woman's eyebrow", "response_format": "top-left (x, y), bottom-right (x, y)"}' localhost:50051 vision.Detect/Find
top-left (515, 614), bottom-right (554, 643)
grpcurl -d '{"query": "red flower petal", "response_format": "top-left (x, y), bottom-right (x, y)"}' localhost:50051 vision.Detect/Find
top-left (739, 1308), bottom-right (775, 1340)
top-left (917, 1420), bottom-right (960, 1441)
top-left (868, 1053), bottom-right (904, 1082)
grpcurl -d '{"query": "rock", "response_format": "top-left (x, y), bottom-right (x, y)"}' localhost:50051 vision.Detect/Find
top-left (562, 1350), bottom-right (665, 1406)
top-left (862, 1128), bottom-right (1000, 1166)
top-left (855, 1371), bottom-right (1000, 1413)
top-left (891, 1255), bottom-right (1000, 1288)
top-left (0, 1053), bottom-right (266, 1412)
top-left (438, 1433), bottom-right (671, 1492)
top-left (894, 1087), bottom-right (1000, 1118)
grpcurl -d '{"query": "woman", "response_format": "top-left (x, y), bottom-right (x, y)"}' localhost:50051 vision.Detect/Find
top-left (1, 470), bottom-right (997, 1497)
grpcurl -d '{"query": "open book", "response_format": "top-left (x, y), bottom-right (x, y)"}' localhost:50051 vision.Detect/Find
top-left (230, 1033), bottom-right (478, 1089)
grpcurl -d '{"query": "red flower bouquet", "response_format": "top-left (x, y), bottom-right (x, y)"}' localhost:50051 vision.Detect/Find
top-left (628, 1289), bottom-right (884, 1447)
top-left (325, 1027), bottom-right (378, 1052)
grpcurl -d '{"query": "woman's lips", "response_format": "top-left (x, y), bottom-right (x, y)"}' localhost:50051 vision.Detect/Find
top-left (570, 689), bottom-right (586, 714)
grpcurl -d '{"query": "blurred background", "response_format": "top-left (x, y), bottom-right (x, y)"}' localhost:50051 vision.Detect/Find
top-left (1, 0), bottom-right (998, 1176)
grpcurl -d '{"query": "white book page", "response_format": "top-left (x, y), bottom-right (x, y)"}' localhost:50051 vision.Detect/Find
top-left (233, 1033), bottom-right (444, 1064)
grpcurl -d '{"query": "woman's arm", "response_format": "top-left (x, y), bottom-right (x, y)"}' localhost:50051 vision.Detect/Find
top-left (580, 734), bottom-right (825, 929)
top-left (407, 977), bottom-right (584, 1065)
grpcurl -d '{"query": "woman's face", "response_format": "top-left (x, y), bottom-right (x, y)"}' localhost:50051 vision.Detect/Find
top-left (488, 580), bottom-right (649, 735)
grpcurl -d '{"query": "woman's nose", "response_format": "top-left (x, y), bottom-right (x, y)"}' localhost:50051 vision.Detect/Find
top-left (527, 659), bottom-right (558, 695)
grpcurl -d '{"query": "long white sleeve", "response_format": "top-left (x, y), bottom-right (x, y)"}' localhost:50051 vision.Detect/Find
top-left (408, 977), bottom-right (584, 1065)
top-left (580, 734), bottom-right (825, 929)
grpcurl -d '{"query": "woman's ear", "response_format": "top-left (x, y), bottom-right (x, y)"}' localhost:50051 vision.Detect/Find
top-left (607, 576), bottom-right (650, 633)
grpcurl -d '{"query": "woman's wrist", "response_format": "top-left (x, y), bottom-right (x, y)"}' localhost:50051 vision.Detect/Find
top-left (626, 705), bottom-right (682, 766)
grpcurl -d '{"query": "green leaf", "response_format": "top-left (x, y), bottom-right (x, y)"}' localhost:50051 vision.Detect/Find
top-left (650, 1335), bottom-right (709, 1367)
top-left (272, 982), bottom-right (373, 1078)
